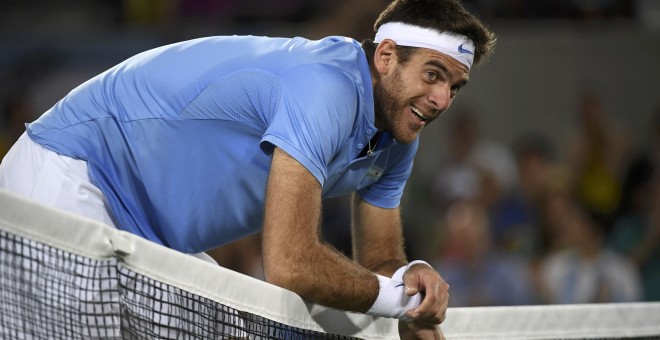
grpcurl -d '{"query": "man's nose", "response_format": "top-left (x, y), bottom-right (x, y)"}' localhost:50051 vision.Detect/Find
top-left (428, 83), bottom-right (451, 113)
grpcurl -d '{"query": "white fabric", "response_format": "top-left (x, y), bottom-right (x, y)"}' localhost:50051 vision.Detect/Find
top-left (374, 22), bottom-right (475, 69)
top-left (0, 133), bottom-right (118, 228)
top-left (540, 249), bottom-right (641, 304)
top-left (0, 133), bottom-right (217, 265)
top-left (3, 189), bottom-right (660, 338)
top-left (0, 189), bottom-right (401, 339)
top-left (367, 261), bottom-right (429, 321)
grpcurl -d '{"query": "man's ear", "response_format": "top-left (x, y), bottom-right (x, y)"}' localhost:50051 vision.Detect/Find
top-left (374, 39), bottom-right (397, 75)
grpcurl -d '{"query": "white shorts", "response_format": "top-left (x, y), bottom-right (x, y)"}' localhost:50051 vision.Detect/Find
top-left (0, 133), bottom-right (218, 264)
top-left (0, 133), bottom-right (119, 228)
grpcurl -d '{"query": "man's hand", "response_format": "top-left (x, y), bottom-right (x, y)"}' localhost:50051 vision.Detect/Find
top-left (398, 320), bottom-right (445, 340)
top-left (402, 263), bottom-right (449, 326)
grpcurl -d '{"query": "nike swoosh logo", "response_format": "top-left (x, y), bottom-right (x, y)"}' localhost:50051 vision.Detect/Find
top-left (458, 44), bottom-right (474, 55)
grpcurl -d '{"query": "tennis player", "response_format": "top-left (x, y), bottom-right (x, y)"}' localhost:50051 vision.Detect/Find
top-left (0, 0), bottom-right (495, 338)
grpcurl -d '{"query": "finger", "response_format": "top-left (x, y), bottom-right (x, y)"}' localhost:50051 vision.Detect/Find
top-left (404, 305), bottom-right (438, 326)
top-left (414, 284), bottom-right (448, 324)
top-left (409, 319), bottom-right (442, 332)
top-left (402, 265), bottom-right (450, 324)
top-left (413, 308), bottom-right (446, 326)
top-left (402, 270), bottom-right (421, 296)
top-left (405, 285), bottom-right (419, 296)
top-left (414, 280), bottom-right (440, 313)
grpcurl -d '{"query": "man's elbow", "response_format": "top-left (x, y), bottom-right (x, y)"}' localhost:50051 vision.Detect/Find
top-left (262, 258), bottom-right (303, 291)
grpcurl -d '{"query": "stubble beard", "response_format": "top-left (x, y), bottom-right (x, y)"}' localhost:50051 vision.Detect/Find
top-left (373, 69), bottom-right (417, 144)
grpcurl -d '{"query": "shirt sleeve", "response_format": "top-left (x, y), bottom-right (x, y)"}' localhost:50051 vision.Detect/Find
top-left (260, 64), bottom-right (359, 186)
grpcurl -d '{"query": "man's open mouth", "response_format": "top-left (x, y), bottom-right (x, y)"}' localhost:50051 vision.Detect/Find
top-left (411, 105), bottom-right (428, 122)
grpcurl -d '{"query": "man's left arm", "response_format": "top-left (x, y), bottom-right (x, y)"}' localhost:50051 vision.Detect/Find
top-left (350, 194), bottom-right (449, 326)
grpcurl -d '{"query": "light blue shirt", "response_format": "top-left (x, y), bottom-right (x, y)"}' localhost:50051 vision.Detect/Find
top-left (27, 35), bottom-right (419, 253)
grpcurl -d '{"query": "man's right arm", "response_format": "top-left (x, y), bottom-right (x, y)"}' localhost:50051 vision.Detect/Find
top-left (262, 147), bottom-right (427, 331)
top-left (261, 147), bottom-right (380, 313)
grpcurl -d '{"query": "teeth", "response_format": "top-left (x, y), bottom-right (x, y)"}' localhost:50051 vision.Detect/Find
top-left (411, 106), bottom-right (428, 121)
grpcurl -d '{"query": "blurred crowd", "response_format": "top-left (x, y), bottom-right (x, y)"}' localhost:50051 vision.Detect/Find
top-left (420, 92), bottom-right (660, 306)
top-left (0, 0), bottom-right (638, 38)
top-left (1, 0), bottom-right (657, 308)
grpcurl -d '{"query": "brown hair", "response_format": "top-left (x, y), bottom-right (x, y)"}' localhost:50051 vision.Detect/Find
top-left (364, 0), bottom-right (496, 66)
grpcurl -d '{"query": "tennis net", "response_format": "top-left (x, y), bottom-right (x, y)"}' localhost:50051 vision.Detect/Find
top-left (1, 189), bottom-right (659, 339)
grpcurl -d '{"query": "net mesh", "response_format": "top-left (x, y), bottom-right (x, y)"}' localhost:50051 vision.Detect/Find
top-left (1, 189), bottom-right (659, 340)
top-left (0, 230), bottom-right (359, 339)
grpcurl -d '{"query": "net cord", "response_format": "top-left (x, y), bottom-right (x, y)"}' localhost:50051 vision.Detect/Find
top-left (2, 188), bottom-right (660, 339)
top-left (0, 189), bottom-right (399, 339)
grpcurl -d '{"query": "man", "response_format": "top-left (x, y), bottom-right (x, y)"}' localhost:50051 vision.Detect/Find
top-left (0, 0), bottom-right (495, 338)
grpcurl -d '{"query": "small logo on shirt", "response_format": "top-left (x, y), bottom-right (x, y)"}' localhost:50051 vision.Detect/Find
top-left (458, 44), bottom-right (474, 55)
top-left (366, 166), bottom-right (384, 180)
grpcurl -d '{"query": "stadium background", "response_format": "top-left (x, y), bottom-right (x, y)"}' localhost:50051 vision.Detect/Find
top-left (1, 0), bottom-right (659, 307)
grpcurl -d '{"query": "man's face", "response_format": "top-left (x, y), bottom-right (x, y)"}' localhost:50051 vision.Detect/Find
top-left (373, 44), bottom-right (470, 144)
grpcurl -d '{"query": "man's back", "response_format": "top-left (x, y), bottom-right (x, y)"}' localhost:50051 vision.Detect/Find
top-left (26, 35), bottom-right (415, 253)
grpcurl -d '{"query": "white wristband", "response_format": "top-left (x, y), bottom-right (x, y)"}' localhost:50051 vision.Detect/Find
top-left (366, 260), bottom-right (430, 321)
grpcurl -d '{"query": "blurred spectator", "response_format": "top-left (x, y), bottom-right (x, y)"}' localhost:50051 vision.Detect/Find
top-left (537, 197), bottom-right (641, 304)
top-left (432, 113), bottom-right (517, 212)
top-left (489, 132), bottom-right (555, 257)
top-left (535, 166), bottom-right (578, 255)
top-left (608, 108), bottom-right (660, 301)
top-left (564, 91), bottom-right (632, 234)
top-left (432, 122), bottom-right (482, 210)
top-left (431, 200), bottom-right (536, 307)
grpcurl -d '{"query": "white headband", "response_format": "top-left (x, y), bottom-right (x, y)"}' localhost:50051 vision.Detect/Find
top-left (374, 22), bottom-right (475, 70)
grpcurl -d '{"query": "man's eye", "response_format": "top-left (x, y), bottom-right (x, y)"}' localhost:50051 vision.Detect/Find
top-left (425, 71), bottom-right (438, 81)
